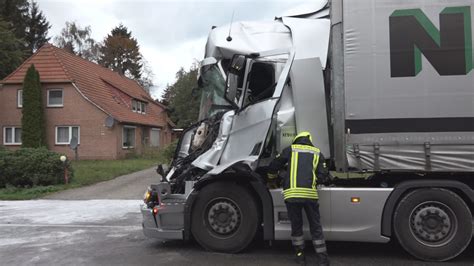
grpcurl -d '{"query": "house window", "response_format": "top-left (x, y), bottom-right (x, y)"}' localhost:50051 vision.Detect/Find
top-left (3, 127), bottom-right (22, 145)
top-left (47, 89), bottom-right (63, 107)
top-left (17, 90), bottom-right (23, 108)
top-left (131, 99), bottom-right (146, 114)
top-left (132, 100), bottom-right (137, 112)
top-left (150, 128), bottom-right (160, 147)
top-left (55, 126), bottom-right (80, 145)
top-left (123, 126), bottom-right (136, 149)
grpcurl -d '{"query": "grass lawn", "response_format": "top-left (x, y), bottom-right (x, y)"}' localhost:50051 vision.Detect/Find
top-left (0, 158), bottom-right (158, 200)
top-left (71, 159), bottom-right (157, 186)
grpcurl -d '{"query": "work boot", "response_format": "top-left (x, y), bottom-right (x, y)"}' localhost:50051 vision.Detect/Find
top-left (316, 253), bottom-right (330, 266)
top-left (313, 239), bottom-right (329, 266)
top-left (291, 236), bottom-right (306, 265)
top-left (295, 250), bottom-right (306, 266)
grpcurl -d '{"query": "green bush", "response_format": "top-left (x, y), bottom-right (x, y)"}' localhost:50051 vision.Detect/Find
top-left (123, 141), bottom-right (178, 164)
top-left (0, 148), bottom-right (73, 188)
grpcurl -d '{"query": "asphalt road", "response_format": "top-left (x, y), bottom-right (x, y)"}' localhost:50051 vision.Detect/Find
top-left (1, 168), bottom-right (473, 266)
top-left (43, 167), bottom-right (160, 200)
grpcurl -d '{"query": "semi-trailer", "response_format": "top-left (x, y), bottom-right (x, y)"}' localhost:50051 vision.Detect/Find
top-left (142, 0), bottom-right (474, 261)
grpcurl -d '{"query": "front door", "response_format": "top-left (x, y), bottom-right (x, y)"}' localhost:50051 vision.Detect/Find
top-left (219, 51), bottom-right (295, 167)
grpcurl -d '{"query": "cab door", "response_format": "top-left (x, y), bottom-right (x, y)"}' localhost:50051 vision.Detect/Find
top-left (217, 51), bottom-right (295, 169)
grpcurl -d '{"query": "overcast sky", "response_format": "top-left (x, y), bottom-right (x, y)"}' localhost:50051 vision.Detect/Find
top-left (37, 0), bottom-right (307, 99)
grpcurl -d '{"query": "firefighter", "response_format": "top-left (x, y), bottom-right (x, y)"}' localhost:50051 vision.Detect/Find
top-left (268, 131), bottom-right (330, 266)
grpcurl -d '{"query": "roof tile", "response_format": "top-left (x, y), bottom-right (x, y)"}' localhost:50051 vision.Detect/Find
top-left (1, 44), bottom-right (167, 127)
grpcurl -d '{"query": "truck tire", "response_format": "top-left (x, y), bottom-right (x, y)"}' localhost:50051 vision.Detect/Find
top-left (191, 182), bottom-right (259, 253)
top-left (394, 188), bottom-right (472, 261)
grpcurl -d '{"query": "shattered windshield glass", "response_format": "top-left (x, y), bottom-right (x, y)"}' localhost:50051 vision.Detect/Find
top-left (198, 64), bottom-right (232, 120)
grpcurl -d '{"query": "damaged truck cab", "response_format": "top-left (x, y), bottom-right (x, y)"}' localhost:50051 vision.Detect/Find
top-left (142, 0), bottom-right (474, 261)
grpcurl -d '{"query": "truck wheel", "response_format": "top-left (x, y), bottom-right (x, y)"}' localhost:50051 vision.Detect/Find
top-left (191, 182), bottom-right (259, 253)
top-left (394, 188), bottom-right (472, 261)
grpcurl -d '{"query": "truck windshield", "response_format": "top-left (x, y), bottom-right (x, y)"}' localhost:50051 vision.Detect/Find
top-left (198, 64), bottom-right (232, 120)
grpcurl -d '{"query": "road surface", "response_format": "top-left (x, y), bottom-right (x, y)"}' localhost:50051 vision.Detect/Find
top-left (43, 167), bottom-right (159, 200)
top-left (0, 168), bottom-right (472, 265)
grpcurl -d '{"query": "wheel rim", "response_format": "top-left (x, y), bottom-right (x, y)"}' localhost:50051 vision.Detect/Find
top-left (205, 197), bottom-right (242, 238)
top-left (409, 201), bottom-right (458, 247)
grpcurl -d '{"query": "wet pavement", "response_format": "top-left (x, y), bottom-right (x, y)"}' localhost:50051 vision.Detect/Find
top-left (0, 199), bottom-right (473, 266)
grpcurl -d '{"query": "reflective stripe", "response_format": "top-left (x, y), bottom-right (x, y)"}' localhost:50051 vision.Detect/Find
top-left (313, 239), bottom-right (325, 245)
top-left (292, 148), bottom-right (316, 154)
top-left (287, 144), bottom-right (321, 199)
top-left (285, 195), bottom-right (318, 200)
top-left (292, 239), bottom-right (305, 246)
top-left (283, 191), bottom-right (318, 197)
top-left (284, 187), bottom-right (317, 192)
top-left (284, 195), bottom-right (318, 200)
top-left (290, 151), bottom-right (296, 188)
top-left (315, 247), bottom-right (327, 253)
top-left (284, 194), bottom-right (318, 200)
top-left (292, 235), bottom-right (305, 246)
top-left (284, 187), bottom-right (318, 193)
top-left (312, 153), bottom-right (319, 189)
top-left (284, 193), bottom-right (318, 198)
top-left (292, 235), bottom-right (304, 241)
top-left (294, 152), bottom-right (299, 188)
top-left (291, 144), bottom-right (320, 153)
top-left (283, 188), bottom-right (319, 200)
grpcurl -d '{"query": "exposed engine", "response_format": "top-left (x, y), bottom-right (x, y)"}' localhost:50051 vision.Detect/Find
top-left (167, 113), bottom-right (224, 193)
top-left (191, 122), bottom-right (209, 151)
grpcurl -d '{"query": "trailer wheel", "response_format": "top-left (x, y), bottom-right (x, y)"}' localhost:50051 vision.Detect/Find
top-left (191, 182), bottom-right (259, 253)
top-left (394, 188), bottom-right (472, 261)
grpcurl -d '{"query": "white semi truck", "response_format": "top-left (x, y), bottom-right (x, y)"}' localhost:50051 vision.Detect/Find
top-left (141, 0), bottom-right (474, 261)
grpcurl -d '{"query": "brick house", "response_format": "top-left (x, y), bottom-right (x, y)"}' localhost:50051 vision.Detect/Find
top-left (0, 44), bottom-right (174, 160)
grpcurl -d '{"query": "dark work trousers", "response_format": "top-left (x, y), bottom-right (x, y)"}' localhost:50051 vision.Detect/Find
top-left (286, 200), bottom-right (329, 263)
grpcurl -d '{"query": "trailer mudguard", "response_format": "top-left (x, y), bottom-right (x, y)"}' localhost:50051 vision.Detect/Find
top-left (183, 163), bottom-right (274, 241)
top-left (381, 179), bottom-right (474, 237)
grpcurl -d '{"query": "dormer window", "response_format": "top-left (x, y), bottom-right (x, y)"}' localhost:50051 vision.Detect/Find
top-left (132, 99), bottom-right (146, 114)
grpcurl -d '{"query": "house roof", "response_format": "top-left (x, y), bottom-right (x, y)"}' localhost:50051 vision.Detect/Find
top-left (1, 44), bottom-right (169, 128)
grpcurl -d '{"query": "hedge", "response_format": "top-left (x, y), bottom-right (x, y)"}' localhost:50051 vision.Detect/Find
top-left (0, 147), bottom-right (73, 188)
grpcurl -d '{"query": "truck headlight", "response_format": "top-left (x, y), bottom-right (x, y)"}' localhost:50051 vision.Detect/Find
top-left (144, 189), bottom-right (152, 203)
top-left (143, 187), bottom-right (158, 207)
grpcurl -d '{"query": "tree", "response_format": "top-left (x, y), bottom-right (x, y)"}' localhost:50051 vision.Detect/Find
top-left (165, 66), bottom-right (200, 128)
top-left (0, 0), bottom-right (29, 41)
top-left (138, 59), bottom-right (154, 92)
top-left (25, 0), bottom-right (50, 55)
top-left (54, 21), bottom-right (100, 62)
top-left (99, 24), bottom-right (150, 85)
top-left (0, 19), bottom-right (24, 79)
top-left (21, 64), bottom-right (46, 148)
top-left (160, 84), bottom-right (173, 106)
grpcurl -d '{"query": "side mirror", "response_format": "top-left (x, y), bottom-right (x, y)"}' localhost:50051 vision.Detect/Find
top-left (225, 74), bottom-right (238, 105)
top-left (229, 54), bottom-right (246, 75)
top-left (225, 54), bottom-right (247, 106)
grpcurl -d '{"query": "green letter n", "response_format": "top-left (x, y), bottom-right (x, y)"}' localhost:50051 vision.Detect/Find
top-left (390, 6), bottom-right (472, 77)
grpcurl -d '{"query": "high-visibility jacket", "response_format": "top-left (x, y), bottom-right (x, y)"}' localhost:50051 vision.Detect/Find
top-left (283, 144), bottom-right (321, 200)
top-left (268, 134), bottom-right (329, 201)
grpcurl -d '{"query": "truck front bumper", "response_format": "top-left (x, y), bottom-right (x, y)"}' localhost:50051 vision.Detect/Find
top-left (141, 204), bottom-right (184, 240)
